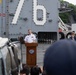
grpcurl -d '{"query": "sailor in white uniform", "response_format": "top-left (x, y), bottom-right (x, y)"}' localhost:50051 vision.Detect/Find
top-left (24, 29), bottom-right (37, 43)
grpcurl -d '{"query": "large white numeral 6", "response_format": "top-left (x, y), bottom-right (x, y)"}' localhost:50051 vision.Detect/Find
top-left (33, 0), bottom-right (46, 25)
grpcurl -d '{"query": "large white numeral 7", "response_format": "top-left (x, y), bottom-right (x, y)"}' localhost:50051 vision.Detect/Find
top-left (33, 0), bottom-right (46, 25)
top-left (12, 0), bottom-right (25, 24)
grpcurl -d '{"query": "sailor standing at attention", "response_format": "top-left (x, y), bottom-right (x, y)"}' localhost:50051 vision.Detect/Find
top-left (24, 29), bottom-right (37, 43)
top-left (70, 31), bottom-right (76, 41)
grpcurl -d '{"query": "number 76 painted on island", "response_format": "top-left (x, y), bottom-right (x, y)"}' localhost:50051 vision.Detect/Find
top-left (12, 0), bottom-right (47, 25)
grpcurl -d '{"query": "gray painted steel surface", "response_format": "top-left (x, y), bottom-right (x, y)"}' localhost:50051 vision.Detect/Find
top-left (0, 0), bottom-right (59, 39)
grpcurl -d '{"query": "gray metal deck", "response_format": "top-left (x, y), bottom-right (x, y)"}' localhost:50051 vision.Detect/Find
top-left (18, 43), bottom-right (51, 66)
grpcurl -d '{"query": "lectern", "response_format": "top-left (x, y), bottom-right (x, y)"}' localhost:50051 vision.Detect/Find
top-left (25, 43), bottom-right (38, 67)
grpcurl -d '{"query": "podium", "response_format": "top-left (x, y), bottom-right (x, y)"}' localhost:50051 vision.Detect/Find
top-left (25, 43), bottom-right (38, 67)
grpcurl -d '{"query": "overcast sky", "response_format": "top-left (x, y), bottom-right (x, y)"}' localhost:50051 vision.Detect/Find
top-left (64, 0), bottom-right (76, 5)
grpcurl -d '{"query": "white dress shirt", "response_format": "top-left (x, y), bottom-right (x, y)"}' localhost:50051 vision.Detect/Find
top-left (24, 34), bottom-right (36, 43)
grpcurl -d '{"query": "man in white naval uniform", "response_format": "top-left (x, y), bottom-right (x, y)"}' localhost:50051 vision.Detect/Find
top-left (24, 29), bottom-right (37, 43)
